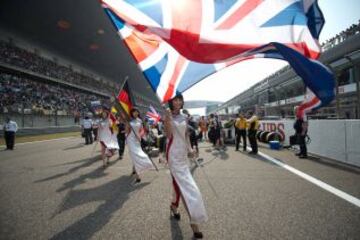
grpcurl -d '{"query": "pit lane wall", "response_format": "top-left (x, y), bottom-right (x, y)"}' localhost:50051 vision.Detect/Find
top-left (258, 120), bottom-right (360, 167)
top-left (0, 125), bottom-right (80, 137)
top-left (223, 119), bottom-right (360, 167)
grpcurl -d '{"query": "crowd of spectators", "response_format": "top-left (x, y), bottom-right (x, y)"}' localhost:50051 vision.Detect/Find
top-left (0, 40), bottom-right (117, 94)
top-left (0, 73), bottom-right (108, 116)
top-left (321, 20), bottom-right (360, 51)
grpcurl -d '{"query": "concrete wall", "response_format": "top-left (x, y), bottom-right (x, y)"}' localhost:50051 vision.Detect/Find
top-left (345, 121), bottom-right (360, 166)
top-left (0, 125), bottom-right (80, 137)
top-left (0, 114), bottom-right (80, 137)
top-left (259, 120), bottom-right (360, 167)
top-left (0, 114), bottom-right (76, 128)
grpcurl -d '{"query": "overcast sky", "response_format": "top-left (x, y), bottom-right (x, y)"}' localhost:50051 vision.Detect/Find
top-left (183, 0), bottom-right (360, 115)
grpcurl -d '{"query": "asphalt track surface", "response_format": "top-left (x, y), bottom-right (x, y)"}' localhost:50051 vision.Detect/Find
top-left (0, 137), bottom-right (359, 240)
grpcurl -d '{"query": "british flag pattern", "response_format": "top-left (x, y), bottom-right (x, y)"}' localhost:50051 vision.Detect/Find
top-left (101, 0), bottom-right (334, 116)
top-left (146, 105), bottom-right (161, 124)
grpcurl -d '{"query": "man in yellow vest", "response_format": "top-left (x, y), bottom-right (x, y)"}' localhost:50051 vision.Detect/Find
top-left (247, 111), bottom-right (259, 154)
top-left (234, 112), bottom-right (247, 151)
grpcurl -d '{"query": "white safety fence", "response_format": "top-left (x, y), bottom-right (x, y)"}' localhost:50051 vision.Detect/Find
top-left (221, 119), bottom-right (360, 167)
top-left (259, 120), bottom-right (360, 167)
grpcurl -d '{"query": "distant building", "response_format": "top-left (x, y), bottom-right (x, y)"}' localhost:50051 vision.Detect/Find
top-left (210, 22), bottom-right (360, 119)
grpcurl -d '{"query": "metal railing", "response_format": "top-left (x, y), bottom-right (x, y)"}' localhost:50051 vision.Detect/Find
top-left (0, 111), bottom-right (77, 128)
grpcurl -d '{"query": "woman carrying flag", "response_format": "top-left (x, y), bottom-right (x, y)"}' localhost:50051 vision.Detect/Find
top-left (98, 110), bottom-right (119, 168)
top-left (125, 107), bottom-right (154, 183)
top-left (164, 94), bottom-right (207, 239)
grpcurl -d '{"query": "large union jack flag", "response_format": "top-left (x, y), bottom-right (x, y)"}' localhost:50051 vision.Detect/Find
top-left (101, 0), bottom-right (335, 116)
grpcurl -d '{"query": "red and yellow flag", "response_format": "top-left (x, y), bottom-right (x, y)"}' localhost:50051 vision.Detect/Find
top-left (117, 81), bottom-right (133, 116)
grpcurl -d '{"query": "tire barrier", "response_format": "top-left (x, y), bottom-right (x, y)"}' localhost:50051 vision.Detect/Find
top-left (227, 129), bottom-right (233, 139)
top-left (224, 128), bottom-right (235, 144)
top-left (266, 131), bottom-right (284, 142)
top-left (260, 131), bottom-right (269, 143)
top-left (256, 130), bottom-right (284, 143)
top-left (256, 131), bottom-right (262, 141)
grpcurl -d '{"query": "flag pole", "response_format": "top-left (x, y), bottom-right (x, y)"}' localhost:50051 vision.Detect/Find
top-left (113, 78), bottom-right (159, 171)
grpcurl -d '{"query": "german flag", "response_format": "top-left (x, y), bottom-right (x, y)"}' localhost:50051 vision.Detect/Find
top-left (117, 81), bottom-right (134, 116)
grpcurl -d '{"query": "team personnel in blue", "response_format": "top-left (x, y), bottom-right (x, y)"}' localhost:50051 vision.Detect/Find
top-left (3, 117), bottom-right (18, 150)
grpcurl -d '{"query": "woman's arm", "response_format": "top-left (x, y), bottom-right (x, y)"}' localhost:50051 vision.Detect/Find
top-left (125, 121), bottom-right (131, 135)
top-left (163, 110), bottom-right (173, 139)
top-left (185, 128), bottom-right (193, 149)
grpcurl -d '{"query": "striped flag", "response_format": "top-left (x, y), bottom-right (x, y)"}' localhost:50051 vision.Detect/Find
top-left (146, 105), bottom-right (161, 124)
top-left (101, 0), bottom-right (334, 115)
top-left (116, 80), bottom-right (134, 116)
top-left (114, 80), bottom-right (147, 138)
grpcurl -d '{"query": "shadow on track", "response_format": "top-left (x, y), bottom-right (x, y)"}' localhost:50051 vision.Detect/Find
top-left (50, 151), bottom-right (104, 167)
top-left (211, 149), bottom-right (229, 160)
top-left (34, 155), bottom-right (102, 183)
top-left (49, 175), bottom-right (150, 240)
top-left (54, 157), bottom-right (122, 192)
top-left (303, 155), bottom-right (360, 174)
top-left (170, 216), bottom-right (184, 240)
top-left (56, 165), bottom-right (108, 193)
top-left (62, 143), bottom-right (85, 151)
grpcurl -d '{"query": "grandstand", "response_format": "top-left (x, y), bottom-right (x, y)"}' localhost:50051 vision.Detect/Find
top-left (0, 0), bottom-right (162, 129)
top-left (209, 21), bottom-right (360, 119)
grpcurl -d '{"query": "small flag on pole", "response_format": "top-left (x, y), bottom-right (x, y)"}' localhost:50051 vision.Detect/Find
top-left (146, 105), bottom-right (161, 124)
top-left (117, 80), bottom-right (134, 116)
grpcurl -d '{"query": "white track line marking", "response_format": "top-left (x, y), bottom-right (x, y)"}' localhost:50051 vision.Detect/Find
top-left (0, 137), bottom-right (78, 147)
top-left (257, 151), bottom-right (360, 208)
